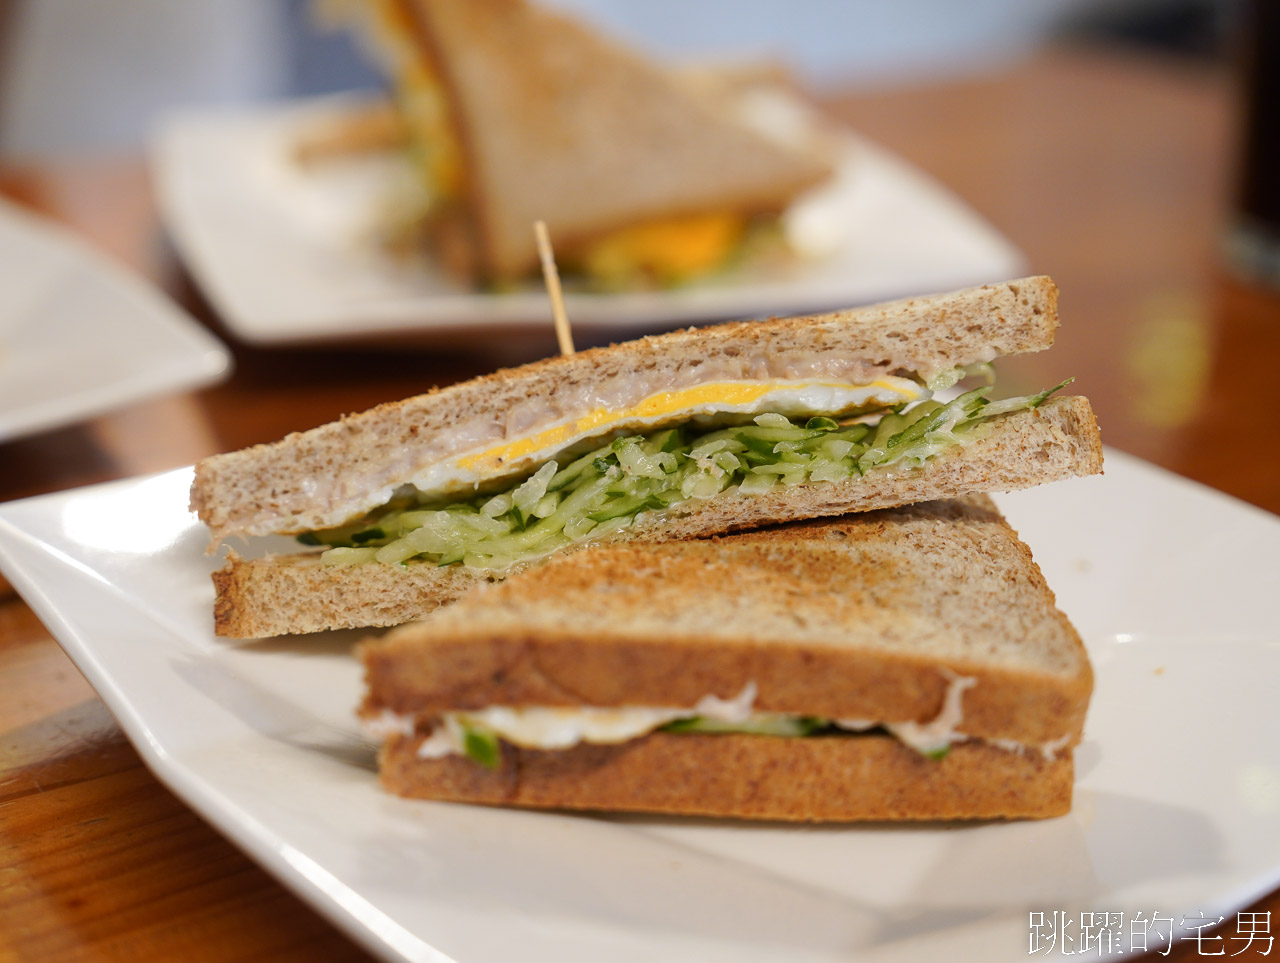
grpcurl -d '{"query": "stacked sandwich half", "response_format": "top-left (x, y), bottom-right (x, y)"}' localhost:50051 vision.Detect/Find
top-left (193, 276), bottom-right (1102, 820)
top-left (327, 0), bottom-right (836, 288)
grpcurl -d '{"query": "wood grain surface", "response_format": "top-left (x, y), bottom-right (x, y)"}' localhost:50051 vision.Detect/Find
top-left (1, 45), bottom-right (1277, 962)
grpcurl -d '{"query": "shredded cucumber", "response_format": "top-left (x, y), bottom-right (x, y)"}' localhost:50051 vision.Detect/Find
top-left (307, 379), bottom-right (1071, 571)
top-left (452, 713), bottom-right (951, 763)
top-left (661, 715), bottom-right (828, 737)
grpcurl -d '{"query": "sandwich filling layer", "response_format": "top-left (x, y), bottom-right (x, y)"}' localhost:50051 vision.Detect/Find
top-left (305, 376), bottom-right (1070, 572)
top-left (365, 678), bottom-right (1074, 769)
top-left (408, 375), bottom-right (926, 496)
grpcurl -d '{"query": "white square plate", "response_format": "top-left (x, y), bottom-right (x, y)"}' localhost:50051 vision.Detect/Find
top-left (1, 452), bottom-right (1278, 961)
top-left (0, 198), bottom-right (231, 442)
top-left (152, 94), bottom-right (1024, 345)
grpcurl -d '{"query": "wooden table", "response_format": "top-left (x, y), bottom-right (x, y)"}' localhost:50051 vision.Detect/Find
top-left (2, 46), bottom-right (1277, 961)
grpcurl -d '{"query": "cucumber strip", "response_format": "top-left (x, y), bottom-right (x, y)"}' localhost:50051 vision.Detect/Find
top-left (297, 520), bottom-right (384, 548)
top-left (885, 387), bottom-right (990, 454)
top-left (547, 448), bottom-right (604, 491)
top-left (461, 724), bottom-right (500, 769)
top-left (817, 438), bottom-right (856, 461)
top-left (737, 472), bottom-right (776, 494)
top-left (736, 426), bottom-right (825, 444)
top-left (531, 494), bottom-right (560, 518)
top-left (749, 463), bottom-right (810, 477)
top-left (563, 516), bottom-right (597, 540)
top-left (808, 461), bottom-right (849, 483)
top-left (869, 411), bottom-right (909, 448)
top-left (777, 451), bottom-right (812, 465)
top-left (317, 546), bottom-right (379, 566)
top-left (830, 422), bottom-right (871, 444)
top-left (737, 449), bottom-right (774, 468)
top-left (652, 426), bottom-right (686, 453)
top-left (734, 433), bottom-right (781, 455)
top-left (981, 377), bottom-right (1074, 417)
top-left (661, 715), bottom-right (828, 736)
top-left (753, 412), bottom-right (793, 428)
top-left (688, 438), bottom-right (734, 460)
top-left (711, 451), bottom-right (741, 473)
top-left (512, 461), bottom-right (558, 513)
top-left (455, 512), bottom-right (514, 535)
top-left (587, 494), bottom-right (663, 523)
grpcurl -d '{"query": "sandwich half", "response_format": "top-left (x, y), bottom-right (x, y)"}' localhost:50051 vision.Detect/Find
top-left (341, 0), bottom-right (834, 286)
top-left (192, 277), bottom-right (1103, 638)
top-left (360, 496), bottom-right (1093, 821)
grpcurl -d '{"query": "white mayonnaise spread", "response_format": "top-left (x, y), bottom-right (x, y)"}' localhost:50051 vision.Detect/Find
top-left (369, 672), bottom-right (1074, 761)
top-left (844, 673), bottom-right (979, 756)
top-left (989, 732), bottom-right (1076, 762)
top-left (415, 683), bottom-right (758, 758)
top-left (361, 708), bottom-right (416, 739)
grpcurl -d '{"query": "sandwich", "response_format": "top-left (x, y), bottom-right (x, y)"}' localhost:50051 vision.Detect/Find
top-left (359, 496), bottom-right (1093, 821)
top-left (191, 276), bottom-right (1103, 638)
top-left (332, 0), bottom-right (835, 287)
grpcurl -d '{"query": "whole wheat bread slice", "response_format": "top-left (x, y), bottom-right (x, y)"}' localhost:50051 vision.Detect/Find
top-left (379, 734), bottom-right (1075, 820)
top-left (397, 0), bottom-right (833, 279)
top-left (212, 396), bottom-right (1101, 638)
top-left (362, 495), bottom-right (1092, 820)
top-left (192, 277), bottom-right (1061, 543)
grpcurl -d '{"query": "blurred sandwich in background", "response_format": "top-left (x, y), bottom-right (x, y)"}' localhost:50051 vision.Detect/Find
top-left (309, 0), bottom-right (837, 289)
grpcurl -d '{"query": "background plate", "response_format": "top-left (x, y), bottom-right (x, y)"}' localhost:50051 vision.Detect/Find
top-left (1, 452), bottom-right (1277, 962)
top-left (0, 198), bottom-right (231, 442)
top-left (153, 94), bottom-right (1024, 346)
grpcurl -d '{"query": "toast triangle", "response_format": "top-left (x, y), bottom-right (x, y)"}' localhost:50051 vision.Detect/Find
top-left (210, 396), bottom-right (1102, 638)
top-left (191, 277), bottom-right (1064, 544)
top-left (360, 496), bottom-right (1093, 820)
top-left (400, 0), bottom-right (833, 277)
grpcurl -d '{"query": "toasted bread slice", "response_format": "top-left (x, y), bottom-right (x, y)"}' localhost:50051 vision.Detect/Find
top-left (361, 496), bottom-right (1092, 820)
top-left (397, 0), bottom-right (832, 279)
top-left (212, 396), bottom-right (1101, 637)
top-left (379, 735), bottom-right (1075, 821)
top-left (192, 277), bottom-right (1062, 543)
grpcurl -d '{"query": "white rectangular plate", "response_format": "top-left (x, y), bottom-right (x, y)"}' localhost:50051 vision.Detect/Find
top-left (0, 198), bottom-right (231, 442)
top-left (1, 452), bottom-right (1278, 962)
top-left (152, 94), bottom-right (1024, 345)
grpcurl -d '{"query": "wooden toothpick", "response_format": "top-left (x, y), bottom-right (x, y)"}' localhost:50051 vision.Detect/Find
top-left (534, 220), bottom-right (575, 357)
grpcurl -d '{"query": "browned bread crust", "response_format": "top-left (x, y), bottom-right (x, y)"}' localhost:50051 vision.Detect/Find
top-left (378, 732), bottom-right (1074, 821)
top-left (211, 395), bottom-right (1101, 638)
top-left (191, 277), bottom-right (1060, 543)
top-left (401, 0), bottom-right (833, 279)
top-left (211, 551), bottom-right (497, 638)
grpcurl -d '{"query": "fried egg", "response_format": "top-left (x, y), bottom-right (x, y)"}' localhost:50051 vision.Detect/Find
top-left (408, 375), bottom-right (927, 498)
